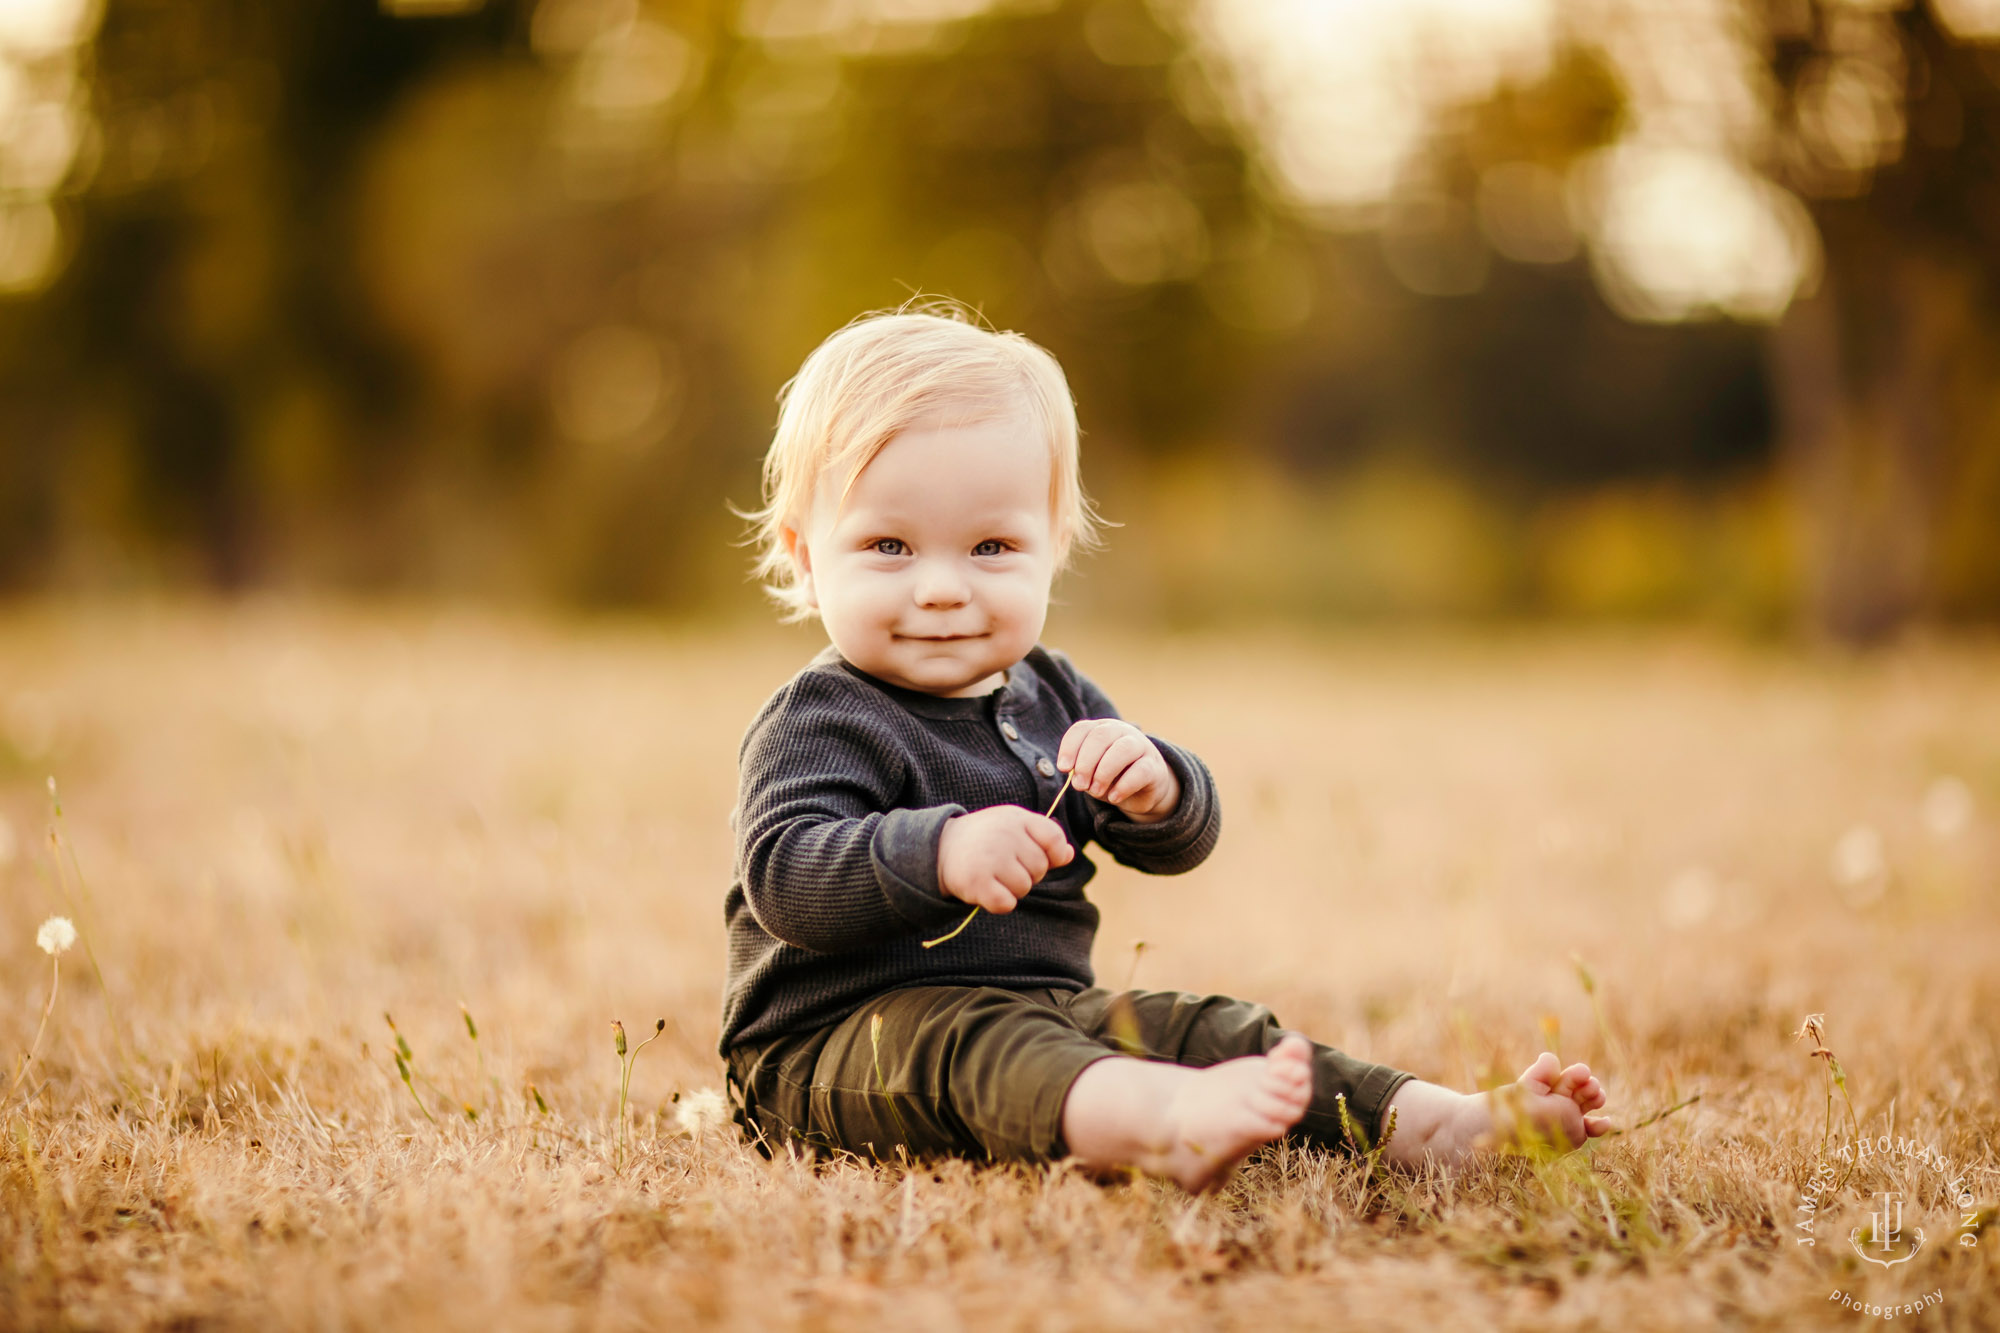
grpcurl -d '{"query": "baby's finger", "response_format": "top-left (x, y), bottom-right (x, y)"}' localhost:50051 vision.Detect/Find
top-left (1057, 719), bottom-right (1107, 774)
top-left (1576, 1077), bottom-right (1606, 1111)
top-left (1101, 740), bottom-right (1159, 804)
top-left (1551, 1062), bottom-right (1593, 1100)
top-left (1068, 725), bottom-right (1121, 794)
top-left (1583, 1113), bottom-right (1612, 1137)
top-left (1024, 815), bottom-right (1073, 866)
top-left (978, 881), bottom-right (1017, 914)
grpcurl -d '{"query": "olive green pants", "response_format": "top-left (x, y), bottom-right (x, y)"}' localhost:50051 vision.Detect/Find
top-left (725, 985), bottom-right (1414, 1164)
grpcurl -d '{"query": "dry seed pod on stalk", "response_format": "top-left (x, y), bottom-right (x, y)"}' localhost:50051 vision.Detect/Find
top-left (613, 1018), bottom-right (666, 1170)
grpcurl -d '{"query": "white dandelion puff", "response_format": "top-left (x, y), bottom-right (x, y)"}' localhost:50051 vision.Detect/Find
top-left (674, 1087), bottom-right (729, 1137)
top-left (8, 914), bottom-right (75, 1108)
top-left (36, 915), bottom-right (77, 956)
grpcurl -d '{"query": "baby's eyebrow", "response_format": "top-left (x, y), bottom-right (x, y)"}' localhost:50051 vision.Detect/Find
top-left (974, 515), bottom-right (1045, 537)
top-left (857, 513), bottom-right (915, 528)
top-left (844, 507), bottom-right (1042, 534)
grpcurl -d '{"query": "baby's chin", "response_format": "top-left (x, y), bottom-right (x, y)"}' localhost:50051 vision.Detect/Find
top-left (900, 662), bottom-right (1008, 697)
top-left (880, 646), bottom-right (1014, 696)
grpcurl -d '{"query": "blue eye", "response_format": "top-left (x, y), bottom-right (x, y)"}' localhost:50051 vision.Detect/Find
top-left (871, 538), bottom-right (906, 556)
top-left (973, 540), bottom-right (1008, 557)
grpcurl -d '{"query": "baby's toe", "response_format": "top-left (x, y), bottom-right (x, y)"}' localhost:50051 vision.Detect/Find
top-left (1551, 1105), bottom-right (1588, 1148)
top-left (1247, 1087), bottom-right (1307, 1134)
top-left (1270, 1034), bottom-right (1313, 1063)
top-left (1551, 1063), bottom-right (1592, 1099)
top-left (1264, 1042), bottom-right (1311, 1076)
top-left (1518, 1051), bottom-right (1561, 1092)
top-left (1258, 1071), bottom-right (1311, 1114)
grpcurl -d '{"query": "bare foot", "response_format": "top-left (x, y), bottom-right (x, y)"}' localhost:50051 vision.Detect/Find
top-left (1062, 1036), bottom-right (1315, 1192)
top-left (1385, 1051), bottom-right (1612, 1170)
top-left (1145, 1036), bottom-right (1316, 1191)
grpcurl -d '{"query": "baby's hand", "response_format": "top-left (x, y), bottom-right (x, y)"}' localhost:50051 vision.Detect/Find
top-left (937, 805), bottom-right (1074, 915)
top-left (1057, 719), bottom-right (1181, 824)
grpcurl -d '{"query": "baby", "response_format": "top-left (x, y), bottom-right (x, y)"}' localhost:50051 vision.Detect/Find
top-left (721, 306), bottom-right (1609, 1190)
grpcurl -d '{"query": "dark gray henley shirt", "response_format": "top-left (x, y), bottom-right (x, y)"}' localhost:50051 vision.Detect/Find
top-left (720, 643), bottom-right (1221, 1052)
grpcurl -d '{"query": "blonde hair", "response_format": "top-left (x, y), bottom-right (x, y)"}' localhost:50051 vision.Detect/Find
top-left (746, 300), bottom-right (1102, 621)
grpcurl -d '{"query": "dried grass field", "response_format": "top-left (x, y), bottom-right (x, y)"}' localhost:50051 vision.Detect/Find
top-left (2, 603), bottom-right (1996, 1331)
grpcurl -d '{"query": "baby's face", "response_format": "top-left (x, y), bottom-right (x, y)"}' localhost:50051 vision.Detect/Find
top-left (787, 412), bottom-right (1055, 697)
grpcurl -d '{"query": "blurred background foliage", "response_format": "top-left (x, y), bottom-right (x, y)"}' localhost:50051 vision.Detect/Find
top-left (1, 0), bottom-right (1998, 638)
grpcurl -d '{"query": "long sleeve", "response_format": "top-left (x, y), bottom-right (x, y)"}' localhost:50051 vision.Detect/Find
top-left (735, 676), bottom-right (972, 953)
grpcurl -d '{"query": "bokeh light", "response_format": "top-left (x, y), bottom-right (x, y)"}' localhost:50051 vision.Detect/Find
top-left (1191, 0), bottom-right (1833, 323)
top-left (0, 0), bottom-right (97, 296)
top-left (1932, 0), bottom-right (2000, 40)
top-left (1195, 0), bottom-right (1557, 219)
top-left (1578, 142), bottom-right (1821, 323)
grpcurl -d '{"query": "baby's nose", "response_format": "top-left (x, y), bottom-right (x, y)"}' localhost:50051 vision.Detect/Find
top-left (913, 560), bottom-right (970, 607)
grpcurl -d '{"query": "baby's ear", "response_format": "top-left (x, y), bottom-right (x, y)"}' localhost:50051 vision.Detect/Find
top-left (779, 525), bottom-right (818, 608)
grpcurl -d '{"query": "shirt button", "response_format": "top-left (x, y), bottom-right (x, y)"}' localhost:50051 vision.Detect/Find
top-left (1036, 757), bottom-right (1055, 777)
top-left (1001, 721), bottom-right (1020, 741)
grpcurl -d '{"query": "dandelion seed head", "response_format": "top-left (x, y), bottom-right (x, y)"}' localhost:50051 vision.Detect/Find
top-left (36, 915), bottom-right (76, 956)
top-left (674, 1087), bottom-right (729, 1137)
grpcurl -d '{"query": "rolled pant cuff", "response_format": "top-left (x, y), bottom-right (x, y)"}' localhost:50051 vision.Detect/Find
top-left (1349, 1064), bottom-right (1418, 1148)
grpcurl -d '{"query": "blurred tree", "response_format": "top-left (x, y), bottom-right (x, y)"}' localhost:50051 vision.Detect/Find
top-left (735, 0), bottom-right (1284, 459)
top-left (1, 0), bottom-right (1993, 631)
top-left (1261, 49), bottom-right (1776, 490)
top-left (1327, 2), bottom-right (2000, 637)
top-left (1753, 1), bottom-right (2000, 640)
top-left (4, 0), bottom-right (1287, 602)
top-left (1, 0), bottom-right (534, 587)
